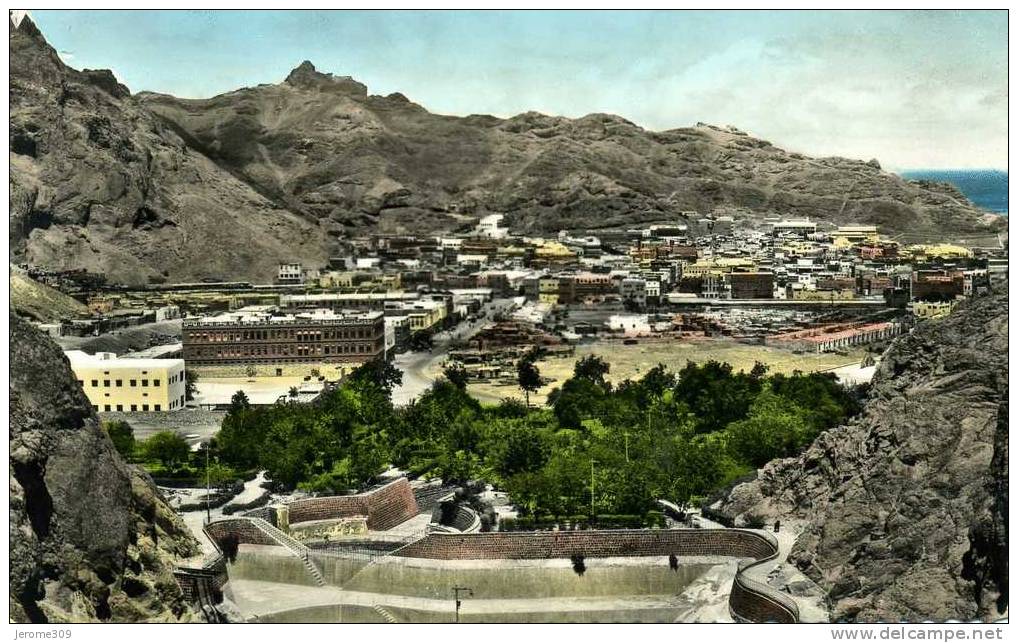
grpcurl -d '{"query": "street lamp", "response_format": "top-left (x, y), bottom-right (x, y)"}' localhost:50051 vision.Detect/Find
top-left (203, 441), bottom-right (211, 525)
top-left (452, 586), bottom-right (473, 623)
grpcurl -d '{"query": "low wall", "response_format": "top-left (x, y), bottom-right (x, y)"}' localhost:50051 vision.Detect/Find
top-left (393, 528), bottom-right (796, 623)
top-left (191, 363), bottom-right (354, 379)
top-left (287, 478), bottom-right (419, 531)
top-left (173, 555), bottom-right (228, 605)
top-left (205, 518), bottom-right (278, 549)
top-left (394, 529), bottom-right (774, 560)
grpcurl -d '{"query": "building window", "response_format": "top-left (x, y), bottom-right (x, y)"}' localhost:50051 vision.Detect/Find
top-left (116, 404), bottom-right (123, 412)
top-left (130, 379), bottom-right (137, 387)
top-left (77, 380), bottom-right (84, 387)
top-left (142, 404), bottom-right (149, 411)
top-left (141, 379), bottom-right (149, 387)
top-left (154, 404), bottom-right (161, 411)
top-left (131, 405), bottom-right (137, 412)
top-left (93, 405), bottom-right (99, 411)
top-left (115, 379), bottom-right (122, 387)
top-left (91, 379), bottom-right (99, 387)
top-left (103, 404), bottom-right (111, 412)
top-left (153, 379), bottom-right (160, 387)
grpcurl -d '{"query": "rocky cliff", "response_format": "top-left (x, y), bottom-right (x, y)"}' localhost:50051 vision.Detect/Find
top-left (9, 15), bottom-right (1004, 284)
top-left (717, 291), bottom-right (1008, 622)
top-left (9, 15), bottom-right (329, 285)
top-left (9, 313), bottom-right (201, 622)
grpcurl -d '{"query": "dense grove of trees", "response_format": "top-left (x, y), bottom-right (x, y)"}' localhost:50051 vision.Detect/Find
top-left (201, 356), bottom-right (863, 520)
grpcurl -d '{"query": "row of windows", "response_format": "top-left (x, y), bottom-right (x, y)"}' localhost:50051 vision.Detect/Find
top-left (191, 342), bottom-right (380, 358)
top-left (95, 395), bottom-right (185, 413)
top-left (96, 403), bottom-right (161, 412)
top-left (84, 378), bottom-right (160, 388)
top-left (189, 327), bottom-right (379, 343)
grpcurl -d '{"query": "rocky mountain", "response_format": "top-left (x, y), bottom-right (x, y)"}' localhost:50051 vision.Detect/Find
top-left (716, 291), bottom-right (1008, 622)
top-left (9, 313), bottom-right (201, 622)
top-left (10, 267), bottom-right (90, 322)
top-left (9, 15), bottom-right (329, 286)
top-left (10, 15), bottom-right (1006, 285)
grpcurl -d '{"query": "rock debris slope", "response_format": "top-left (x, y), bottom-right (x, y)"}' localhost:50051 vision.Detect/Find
top-left (717, 291), bottom-right (1008, 622)
top-left (9, 313), bottom-right (201, 622)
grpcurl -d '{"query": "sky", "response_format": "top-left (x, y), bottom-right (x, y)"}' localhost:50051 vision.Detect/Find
top-left (28, 9), bottom-right (1008, 170)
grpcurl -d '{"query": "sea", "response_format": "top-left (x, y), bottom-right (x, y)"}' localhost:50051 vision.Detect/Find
top-left (899, 169), bottom-right (1008, 216)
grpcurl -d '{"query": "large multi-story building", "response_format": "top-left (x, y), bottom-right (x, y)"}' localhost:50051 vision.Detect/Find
top-left (66, 351), bottom-right (186, 413)
top-left (182, 307), bottom-right (385, 367)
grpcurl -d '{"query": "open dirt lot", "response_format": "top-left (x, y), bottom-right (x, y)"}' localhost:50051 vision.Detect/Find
top-left (440, 338), bottom-right (868, 405)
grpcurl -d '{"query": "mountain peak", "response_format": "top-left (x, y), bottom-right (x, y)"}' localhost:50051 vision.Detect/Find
top-left (284, 60), bottom-right (367, 96)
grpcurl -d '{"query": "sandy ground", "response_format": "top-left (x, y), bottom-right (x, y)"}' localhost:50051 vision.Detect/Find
top-left (439, 338), bottom-right (868, 405)
top-left (193, 376), bottom-right (310, 406)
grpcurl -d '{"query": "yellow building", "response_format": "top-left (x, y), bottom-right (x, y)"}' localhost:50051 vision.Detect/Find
top-left (904, 244), bottom-right (974, 260)
top-left (831, 225), bottom-right (879, 246)
top-left (532, 241), bottom-right (577, 262)
top-left (66, 351), bottom-right (186, 413)
top-left (911, 300), bottom-right (959, 319)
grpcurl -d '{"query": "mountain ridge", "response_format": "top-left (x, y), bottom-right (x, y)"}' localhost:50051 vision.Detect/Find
top-left (9, 15), bottom-right (1006, 285)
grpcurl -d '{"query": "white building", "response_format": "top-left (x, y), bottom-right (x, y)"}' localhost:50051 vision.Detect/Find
top-left (608, 314), bottom-right (652, 336)
top-left (277, 263), bottom-right (303, 285)
top-left (475, 214), bottom-right (509, 239)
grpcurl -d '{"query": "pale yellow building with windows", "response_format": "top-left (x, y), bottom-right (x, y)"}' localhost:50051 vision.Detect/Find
top-left (65, 351), bottom-right (186, 413)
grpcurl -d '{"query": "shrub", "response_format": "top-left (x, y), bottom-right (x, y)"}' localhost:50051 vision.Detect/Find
top-left (571, 554), bottom-right (586, 576)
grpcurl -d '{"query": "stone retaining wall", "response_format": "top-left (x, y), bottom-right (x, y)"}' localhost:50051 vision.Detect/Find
top-left (394, 528), bottom-right (773, 560)
top-left (198, 519), bottom-right (798, 623)
top-left (287, 478), bottom-right (419, 530)
top-left (205, 518), bottom-right (278, 548)
top-left (99, 409), bottom-right (226, 427)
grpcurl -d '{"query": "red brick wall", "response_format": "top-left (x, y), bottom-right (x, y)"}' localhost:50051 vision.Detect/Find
top-left (286, 478), bottom-right (419, 530)
top-left (394, 528), bottom-right (775, 560)
top-left (204, 518), bottom-right (277, 549)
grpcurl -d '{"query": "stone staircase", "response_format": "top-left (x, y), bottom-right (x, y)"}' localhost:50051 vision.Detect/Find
top-left (372, 605), bottom-right (399, 623)
top-left (247, 516), bottom-right (327, 587)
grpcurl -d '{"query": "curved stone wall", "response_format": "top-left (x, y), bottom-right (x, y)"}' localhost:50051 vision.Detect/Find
top-left (286, 478), bottom-right (418, 530)
top-left (197, 510), bottom-right (799, 622)
top-left (393, 529), bottom-right (797, 623)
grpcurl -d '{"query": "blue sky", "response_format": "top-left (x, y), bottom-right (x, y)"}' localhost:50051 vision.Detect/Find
top-left (28, 9), bottom-right (1008, 170)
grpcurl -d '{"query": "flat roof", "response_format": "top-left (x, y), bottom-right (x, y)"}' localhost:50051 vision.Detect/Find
top-left (65, 350), bottom-right (184, 369)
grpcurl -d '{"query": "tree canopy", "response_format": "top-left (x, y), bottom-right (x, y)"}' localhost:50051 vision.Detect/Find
top-left (210, 356), bottom-right (862, 521)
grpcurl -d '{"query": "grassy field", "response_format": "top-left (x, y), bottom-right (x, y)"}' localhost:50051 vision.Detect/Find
top-left (449, 338), bottom-right (868, 405)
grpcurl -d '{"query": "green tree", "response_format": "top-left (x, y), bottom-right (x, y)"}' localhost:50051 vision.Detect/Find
top-left (517, 357), bottom-right (542, 407)
top-left (351, 358), bottom-right (403, 393)
top-left (230, 390), bottom-right (250, 413)
top-left (573, 355), bottom-right (610, 387)
top-left (103, 420), bottom-right (135, 459)
top-left (443, 363), bottom-right (470, 390)
top-left (184, 370), bottom-right (199, 402)
top-left (409, 330), bottom-right (434, 352)
top-left (726, 390), bottom-right (812, 467)
top-left (142, 431), bottom-right (191, 470)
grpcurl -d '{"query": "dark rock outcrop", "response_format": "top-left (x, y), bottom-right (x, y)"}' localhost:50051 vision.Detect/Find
top-left (716, 291), bottom-right (1008, 622)
top-left (9, 313), bottom-right (201, 622)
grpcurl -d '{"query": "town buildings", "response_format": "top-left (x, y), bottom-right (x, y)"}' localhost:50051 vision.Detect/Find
top-left (182, 307), bottom-right (385, 367)
top-left (66, 350), bottom-right (186, 412)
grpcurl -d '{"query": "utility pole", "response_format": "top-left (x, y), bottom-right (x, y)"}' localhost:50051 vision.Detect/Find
top-left (452, 586), bottom-right (472, 623)
top-left (590, 459), bottom-right (598, 517)
top-left (204, 441), bottom-right (211, 525)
